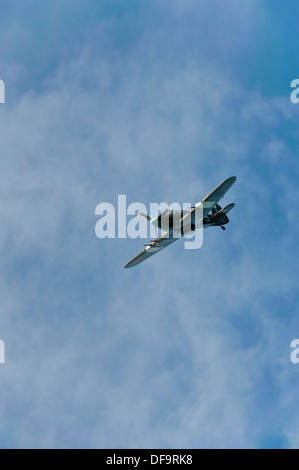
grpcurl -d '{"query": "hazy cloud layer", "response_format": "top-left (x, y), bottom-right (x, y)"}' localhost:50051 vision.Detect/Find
top-left (0, 0), bottom-right (298, 448)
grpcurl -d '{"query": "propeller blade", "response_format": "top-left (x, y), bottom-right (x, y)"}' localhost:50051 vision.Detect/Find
top-left (137, 211), bottom-right (151, 221)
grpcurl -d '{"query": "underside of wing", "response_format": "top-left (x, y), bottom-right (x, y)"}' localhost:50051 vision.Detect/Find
top-left (124, 232), bottom-right (179, 268)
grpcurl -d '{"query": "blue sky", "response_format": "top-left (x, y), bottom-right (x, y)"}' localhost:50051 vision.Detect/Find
top-left (0, 0), bottom-right (299, 449)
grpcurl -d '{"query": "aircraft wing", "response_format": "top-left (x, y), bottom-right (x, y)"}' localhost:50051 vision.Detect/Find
top-left (198, 176), bottom-right (237, 218)
top-left (124, 232), bottom-right (178, 268)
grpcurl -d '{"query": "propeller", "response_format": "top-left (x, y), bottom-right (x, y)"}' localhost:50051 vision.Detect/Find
top-left (137, 211), bottom-right (151, 221)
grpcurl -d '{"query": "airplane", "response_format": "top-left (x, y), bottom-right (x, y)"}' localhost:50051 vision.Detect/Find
top-left (124, 176), bottom-right (236, 268)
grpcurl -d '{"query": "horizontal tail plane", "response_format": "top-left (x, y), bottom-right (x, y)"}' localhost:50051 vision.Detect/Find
top-left (217, 203), bottom-right (235, 215)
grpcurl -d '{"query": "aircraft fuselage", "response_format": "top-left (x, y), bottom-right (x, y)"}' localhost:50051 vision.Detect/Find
top-left (154, 209), bottom-right (230, 234)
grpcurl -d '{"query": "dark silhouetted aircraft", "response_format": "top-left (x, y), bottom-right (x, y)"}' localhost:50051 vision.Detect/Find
top-left (124, 176), bottom-right (236, 268)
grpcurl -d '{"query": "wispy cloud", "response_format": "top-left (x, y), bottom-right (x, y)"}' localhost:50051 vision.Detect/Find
top-left (0, 0), bottom-right (298, 449)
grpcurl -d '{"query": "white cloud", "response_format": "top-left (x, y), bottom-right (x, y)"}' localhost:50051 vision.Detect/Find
top-left (0, 1), bottom-right (298, 449)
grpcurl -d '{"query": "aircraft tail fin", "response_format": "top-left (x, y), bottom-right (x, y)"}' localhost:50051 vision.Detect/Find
top-left (212, 204), bottom-right (222, 215)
